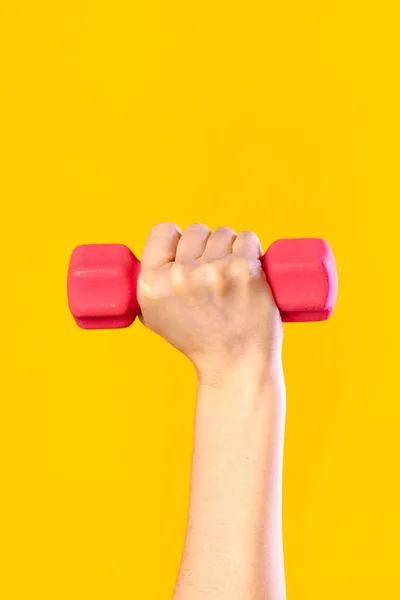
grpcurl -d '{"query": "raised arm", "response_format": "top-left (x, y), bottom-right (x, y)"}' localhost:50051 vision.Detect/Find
top-left (137, 222), bottom-right (286, 600)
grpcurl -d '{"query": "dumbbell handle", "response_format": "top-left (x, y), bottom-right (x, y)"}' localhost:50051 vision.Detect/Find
top-left (68, 238), bottom-right (338, 329)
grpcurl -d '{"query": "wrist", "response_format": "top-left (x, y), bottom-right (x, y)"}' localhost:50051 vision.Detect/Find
top-left (196, 348), bottom-right (284, 392)
top-left (194, 350), bottom-right (286, 442)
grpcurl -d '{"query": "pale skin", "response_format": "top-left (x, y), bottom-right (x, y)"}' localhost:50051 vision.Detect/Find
top-left (138, 222), bottom-right (286, 600)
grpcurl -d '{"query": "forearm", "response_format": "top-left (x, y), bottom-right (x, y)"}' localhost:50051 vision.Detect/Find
top-left (173, 354), bottom-right (286, 600)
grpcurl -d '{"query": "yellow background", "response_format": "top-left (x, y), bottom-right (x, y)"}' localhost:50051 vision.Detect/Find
top-left (1, 1), bottom-right (399, 598)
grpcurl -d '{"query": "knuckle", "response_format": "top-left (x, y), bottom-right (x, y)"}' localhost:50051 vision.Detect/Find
top-left (170, 263), bottom-right (187, 290)
top-left (239, 229), bottom-right (256, 240)
top-left (184, 222), bottom-right (209, 233)
top-left (229, 256), bottom-right (253, 278)
top-left (138, 272), bottom-right (163, 301)
top-left (194, 261), bottom-right (222, 286)
top-left (236, 230), bottom-right (259, 249)
top-left (139, 281), bottom-right (159, 301)
top-left (150, 221), bottom-right (179, 237)
top-left (213, 225), bottom-right (235, 235)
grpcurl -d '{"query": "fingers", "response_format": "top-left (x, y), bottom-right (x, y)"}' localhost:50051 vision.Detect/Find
top-left (141, 222), bottom-right (181, 271)
top-left (141, 223), bottom-right (262, 272)
top-left (232, 230), bottom-right (263, 259)
top-left (175, 223), bottom-right (212, 262)
top-left (202, 226), bottom-right (237, 260)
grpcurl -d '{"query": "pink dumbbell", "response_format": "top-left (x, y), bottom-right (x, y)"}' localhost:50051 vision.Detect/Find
top-left (67, 238), bottom-right (338, 329)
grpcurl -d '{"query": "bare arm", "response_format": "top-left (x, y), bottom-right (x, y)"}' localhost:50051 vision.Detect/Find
top-left (137, 222), bottom-right (286, 600)
top-left (173, 356), bottom-right (286, 600)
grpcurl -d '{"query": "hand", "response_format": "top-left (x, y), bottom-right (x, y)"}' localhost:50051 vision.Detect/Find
top-left (137, 222), bottom-right (283, 384)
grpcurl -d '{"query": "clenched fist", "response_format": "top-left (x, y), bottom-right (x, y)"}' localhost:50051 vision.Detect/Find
top-left (137, 222), bottom-right (283, 383)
